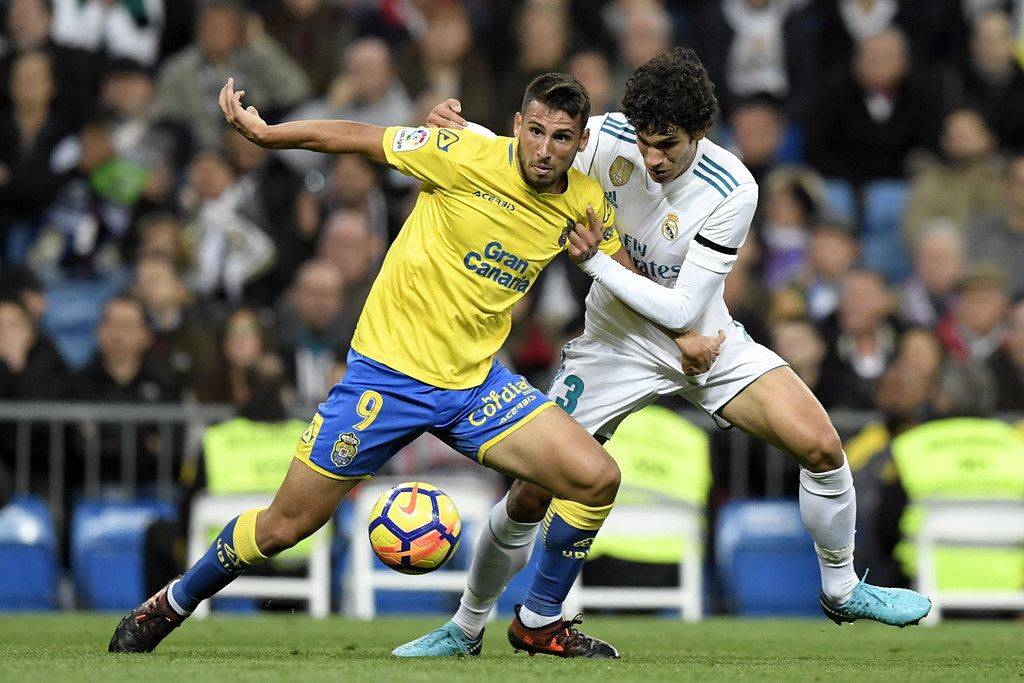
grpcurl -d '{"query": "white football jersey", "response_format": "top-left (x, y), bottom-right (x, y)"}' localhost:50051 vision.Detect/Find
top-left (573, 113), bottom-right (758, 371)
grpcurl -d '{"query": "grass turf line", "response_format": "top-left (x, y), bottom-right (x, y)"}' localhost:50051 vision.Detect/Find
top-left (0, 614), bottom-right (1021, 682)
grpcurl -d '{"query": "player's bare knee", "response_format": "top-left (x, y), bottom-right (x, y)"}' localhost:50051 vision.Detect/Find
top-left (578, 459), bottom-right (620, 507)
top-left (799, 425), bottom-right (844, 473)
top-left (507, 481), bottom-right (552, 523)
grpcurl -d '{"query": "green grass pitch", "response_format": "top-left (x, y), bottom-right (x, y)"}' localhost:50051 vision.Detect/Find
top-left (0, 614), bottom-right (1021, 681)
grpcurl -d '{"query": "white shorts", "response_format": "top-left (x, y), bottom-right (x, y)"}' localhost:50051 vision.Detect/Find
top-left (549, 326), bottom-right (787, 438)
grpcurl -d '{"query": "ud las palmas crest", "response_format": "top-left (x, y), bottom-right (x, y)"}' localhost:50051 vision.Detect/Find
top-left (661, 212), bottom-right (680, 240)
top-left (609, 155), bottom-right (634, 187)
top-left (331, 432), bottom-right (361, 468)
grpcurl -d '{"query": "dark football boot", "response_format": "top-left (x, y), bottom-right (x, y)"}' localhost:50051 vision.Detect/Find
top-left (108, 582), bottom-right (185, 653)
top-left (507, 604), bottom-right (620, 659)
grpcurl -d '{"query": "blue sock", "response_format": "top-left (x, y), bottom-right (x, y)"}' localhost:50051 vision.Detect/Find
top-left (170, 508), bottom-right (266, 614)
top-left (522, 500), bottom-right (610, 618)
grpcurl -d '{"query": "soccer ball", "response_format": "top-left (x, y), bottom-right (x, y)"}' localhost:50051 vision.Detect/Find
top-left (368, 482), bottom-right (461, 574)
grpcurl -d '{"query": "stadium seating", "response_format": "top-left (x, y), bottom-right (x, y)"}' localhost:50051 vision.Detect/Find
top-left (916, 500), bottom-right (1024, 625)
top-left (342, 477), bottom-right (497, 619)
top-left (330, 500), bottom-right (458, 615)
top-left (0, 496), bottom-right (59, 610)
top-left (715, 500), bottom-right (820, 616)
top-left (861, 180), bottom-right (912, 282)
top-left (71, 499), bottom-right (177, 610)
top-left (822, 178), bottom-right (857, 224)
top-left (43, 276), bottom-right (125, 368)
top-left (564, 503), bottom-right (704, 621)
top-left (188, 493), bottom-right (332, 618)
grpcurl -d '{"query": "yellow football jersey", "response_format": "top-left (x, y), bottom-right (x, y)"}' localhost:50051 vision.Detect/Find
top-left (350, 126), bottom-right (621, 389)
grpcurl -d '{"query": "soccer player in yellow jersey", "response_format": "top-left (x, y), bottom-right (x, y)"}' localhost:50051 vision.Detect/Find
top-left (109, 73), bottom-right (656, 657)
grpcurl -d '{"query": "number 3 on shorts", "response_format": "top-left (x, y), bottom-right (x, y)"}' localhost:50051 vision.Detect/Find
top-left (554, 375), bottom-right (584, 414)
top-left (354, 390), bottom-right (383, 430)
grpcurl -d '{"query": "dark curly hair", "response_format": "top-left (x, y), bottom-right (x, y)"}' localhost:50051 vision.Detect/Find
top-left (621, 48), bottom-right (719, 138)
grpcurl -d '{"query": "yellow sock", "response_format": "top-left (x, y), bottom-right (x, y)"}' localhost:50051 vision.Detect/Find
top-left (231, 508), bottom-right (268, 565)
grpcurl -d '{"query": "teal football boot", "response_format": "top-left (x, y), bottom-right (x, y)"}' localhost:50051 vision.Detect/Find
top-left (820, 573), bottom-right (931, 627)
top-left (391, 621), bottom-right (484, 657)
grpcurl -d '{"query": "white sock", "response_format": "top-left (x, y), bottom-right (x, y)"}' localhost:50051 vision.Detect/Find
top-left (518, 604), bottom-right (560, 629)
top-left (451, 494), bottom-right (539, 638)
top-left (799, 453), bottom-right (859, 605)
top-left (165, 579), bottom-right (190, 616)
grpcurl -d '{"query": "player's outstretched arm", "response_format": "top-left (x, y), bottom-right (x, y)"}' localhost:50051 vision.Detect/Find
top-left (219, 77), bottom-right (386, 163)
top-left (568, 206), bottom-right (726, 333)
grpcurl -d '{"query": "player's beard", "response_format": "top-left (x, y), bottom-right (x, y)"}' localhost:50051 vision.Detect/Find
top-left (516, 144), bottom-right (565, 193)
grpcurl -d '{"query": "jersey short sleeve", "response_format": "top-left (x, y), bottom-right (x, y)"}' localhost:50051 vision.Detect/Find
top-left (382, 126), bottom-right (470, 188)
top-left (685, 184), bottom-right (758, 274)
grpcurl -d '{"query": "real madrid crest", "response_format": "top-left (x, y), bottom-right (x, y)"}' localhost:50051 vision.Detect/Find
top-left (331, 432), bottom-right (361, 468)
top-left (609, 156), bottom-right (634, 187)
top-left (661, 212), bottom-right (680, 240)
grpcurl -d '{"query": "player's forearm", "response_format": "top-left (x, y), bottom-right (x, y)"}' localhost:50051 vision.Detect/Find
top-left (610, 246), bottom-right (642, 274)
top-left (579, 251), bottom-right (723, 331)
top-left (257, 119), bottom-right (386, 162)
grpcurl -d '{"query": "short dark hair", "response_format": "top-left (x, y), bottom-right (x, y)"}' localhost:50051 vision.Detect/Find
top-left (622, 48), bottom-right (719, 137)
top-left (521, 73), bottom-right (591, 128)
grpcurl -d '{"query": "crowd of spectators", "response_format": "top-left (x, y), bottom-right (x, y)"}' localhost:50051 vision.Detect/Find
top-left (1, 0), bottom-right (1024, 494)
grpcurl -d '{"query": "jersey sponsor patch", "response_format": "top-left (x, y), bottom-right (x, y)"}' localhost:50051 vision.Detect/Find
top-left (609, 156), bottom-right (634, 186)
top-left (392, 127), bottom-right (430, 152)
top-left (436, 129), bottom-right (460, 152)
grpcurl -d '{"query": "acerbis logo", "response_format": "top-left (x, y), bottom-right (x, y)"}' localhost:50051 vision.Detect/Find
top-left (467, 379), bottom-right (538, 427)
top-left (472, 189), bottom-right (516, 212)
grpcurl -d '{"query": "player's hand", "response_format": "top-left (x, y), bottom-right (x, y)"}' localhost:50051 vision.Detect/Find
top-left (568, 205), bottom-right (605, 264)
top-left (426, 99), bottom-right (467, 129)
top-left (675, 329), bottom-right (725, 375)
top-left (219, 77), bottom-right (269, 146)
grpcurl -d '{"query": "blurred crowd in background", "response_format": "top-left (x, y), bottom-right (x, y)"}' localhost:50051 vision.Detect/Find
top-left (1, 0), bottom-right (1023, 494)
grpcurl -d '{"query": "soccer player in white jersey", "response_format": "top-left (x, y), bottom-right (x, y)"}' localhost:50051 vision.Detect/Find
top-left (396, 48), bottom-right (931, 658)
